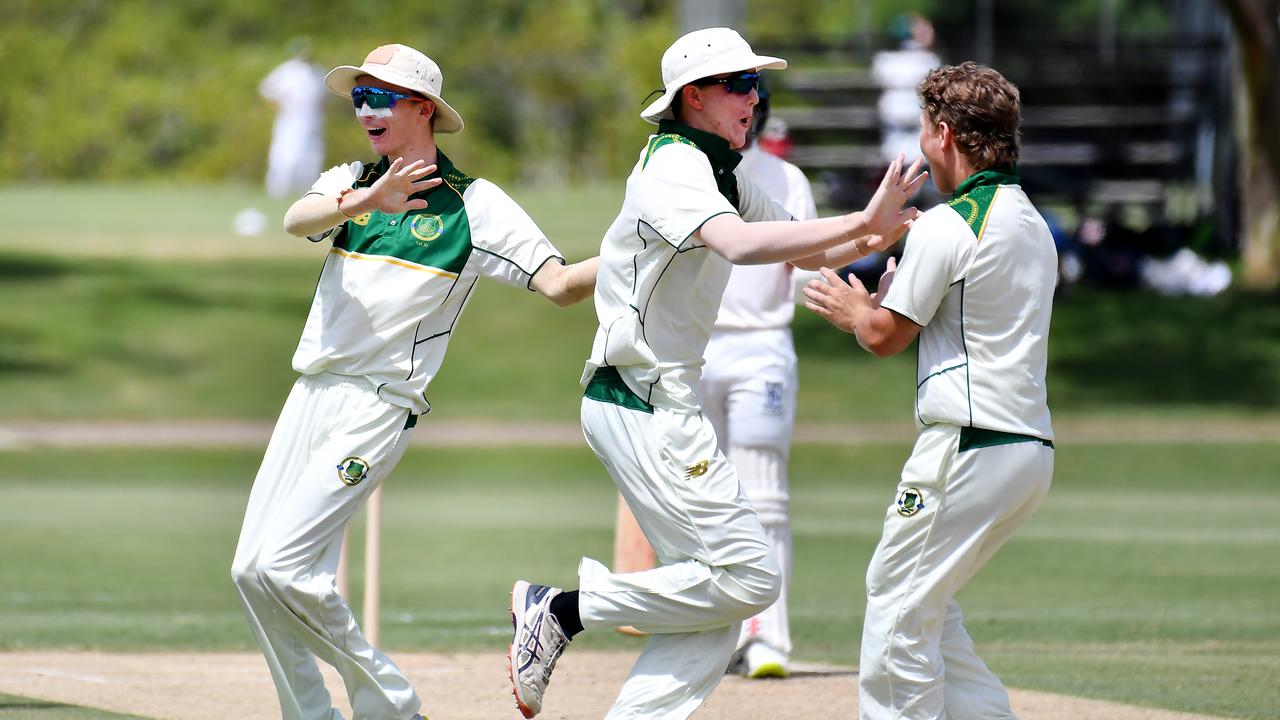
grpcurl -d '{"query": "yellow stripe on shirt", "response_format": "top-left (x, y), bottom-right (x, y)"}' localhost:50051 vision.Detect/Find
top-left (329, 246), bottom-right (460, 279)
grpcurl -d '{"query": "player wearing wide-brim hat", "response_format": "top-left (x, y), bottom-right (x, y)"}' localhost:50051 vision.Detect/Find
top-left (323, 43), bottom-right (464, 133)
top-left (507, 26), bottom-right (927, 720)
top-left (639, 26), bottom-right (786, 124)
top-left (232, 42), bottom-right (597, 720)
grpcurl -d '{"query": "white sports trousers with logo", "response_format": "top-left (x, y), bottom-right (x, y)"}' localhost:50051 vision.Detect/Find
top-left (232, 156), bottom-right (563, 720)
top-left (861, 175), bottom-right (1057, 719)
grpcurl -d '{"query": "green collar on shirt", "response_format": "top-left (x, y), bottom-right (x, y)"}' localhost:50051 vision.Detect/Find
top-left (952, 166), bottom-right (1020, 198)
top-left (945, 165), bottom-right (1019, 239)
top-left (656, 119), bottom-right (742, 205)
top-left (369, 149), bottom-right (475, 199)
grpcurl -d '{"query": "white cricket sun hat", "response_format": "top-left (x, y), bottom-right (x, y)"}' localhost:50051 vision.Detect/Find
top-left (324, 43), bottom-right (465, 134)
top-left (640, 27), bottom-right (787, 125)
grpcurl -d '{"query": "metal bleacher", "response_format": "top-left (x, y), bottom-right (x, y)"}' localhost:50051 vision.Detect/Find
top-left (761, 35), bottom-right (1233, 230)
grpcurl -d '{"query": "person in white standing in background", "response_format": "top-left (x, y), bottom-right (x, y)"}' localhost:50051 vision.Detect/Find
top-left (260, 37), bottom-right (328, 198)
top-left (805, 62), bottom-right (1056, 720)
top-left (232, 43), bottom-right (597, 720)
top-left (506, 27), bottom-right (926, 720)
top-left (872, 13), bottom-right (941, 165)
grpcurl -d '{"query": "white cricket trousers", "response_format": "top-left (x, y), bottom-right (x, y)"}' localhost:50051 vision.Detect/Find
top-left (703, 327), bottom-right (797, 657)
top-left (231, 373), bottom-right (421, 720)
top-left (859, 424), bottom-right (1053, 720)
top-left (579, 397), bottom-right (781, 720)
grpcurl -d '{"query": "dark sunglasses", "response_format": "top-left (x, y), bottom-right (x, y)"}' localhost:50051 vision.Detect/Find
top-left (351, 86), bottom-right (423, 110)
top-left (693, 72), bottom-right (760, 95)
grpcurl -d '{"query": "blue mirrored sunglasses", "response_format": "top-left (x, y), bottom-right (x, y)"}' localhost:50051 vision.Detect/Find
top-left (693, 72), bottom-right (760, 95)
top-left (351, 85), bottom-right (423, 110)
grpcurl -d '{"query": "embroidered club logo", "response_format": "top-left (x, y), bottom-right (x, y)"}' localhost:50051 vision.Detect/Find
top-left (352, 212), bottom-right (372, 226)
top-left (409, 213), bottom-right (444, 244)
top-left (897, 487), bottom-right (925, 517)
top-left (684, 460), bottom-right (710, 479)
top-left (337, 456), bottom-right (372, 486)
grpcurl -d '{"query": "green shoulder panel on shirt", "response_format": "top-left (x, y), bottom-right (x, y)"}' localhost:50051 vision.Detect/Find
top-left (945, 186), bottom-right (999, 241)
top-left (642, 133), bottom-right (698, 169)
top-left (336, 157), bottom-right (474, 274)
top-left (945, 167), bottom-right (1019, 241)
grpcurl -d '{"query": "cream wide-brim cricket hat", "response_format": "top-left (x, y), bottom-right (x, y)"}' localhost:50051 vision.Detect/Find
top-left (640, 27), bottom-right (786, 125)
top-left (325, 43), bottom-right (464, 134)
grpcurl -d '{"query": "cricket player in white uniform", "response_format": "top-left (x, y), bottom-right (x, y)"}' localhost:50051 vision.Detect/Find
top-left (611, 84), bottom-right (819, 677)
top-left (805, 62), bottom-right (1056, 719)
top-left (506, 27), bottom-right (927, 720)
top-left (231, 44), bottom-right (596, 720)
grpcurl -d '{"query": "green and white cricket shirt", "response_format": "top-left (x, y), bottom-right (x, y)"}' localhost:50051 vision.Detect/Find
top-left (582, 120), bottom-right (792, 412)
top-left (880, 168), bottom-right (1056, 439)
top-left (295, 153), bottom-right (563, 415)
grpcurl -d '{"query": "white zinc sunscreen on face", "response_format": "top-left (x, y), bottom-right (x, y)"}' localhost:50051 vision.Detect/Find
top-left (356, 102), bottom-right (394, 119)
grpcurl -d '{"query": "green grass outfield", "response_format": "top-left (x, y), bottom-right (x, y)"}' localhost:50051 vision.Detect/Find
top-left (1, 443), bottom-right (1278, 719)
top-left (4, 183), bottom-right (1280, 424)
top-left (3, 184), bottom-right (1279, 719)
top-left (0, 692), bottom-right (147, 720)
top-left (3, 249), bottom-right (1280, 424)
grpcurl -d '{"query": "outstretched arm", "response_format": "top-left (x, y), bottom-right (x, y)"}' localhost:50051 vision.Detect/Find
top-left (696, 156), bottom-right (926, 266)
top-left (282, 158), bottom-right (442, 238)
top-left (530, 256), bottom-right (599, 307)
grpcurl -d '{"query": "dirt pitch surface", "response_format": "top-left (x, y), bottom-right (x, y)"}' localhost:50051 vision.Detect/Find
top-left (0, 651), bottom-right (1227, 720)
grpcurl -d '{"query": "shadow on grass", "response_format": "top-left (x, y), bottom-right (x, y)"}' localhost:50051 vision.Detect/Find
top-left (0, 253), bottom-right (72, 281)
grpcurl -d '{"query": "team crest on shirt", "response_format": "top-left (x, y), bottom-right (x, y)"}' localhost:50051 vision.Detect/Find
top-left (337, 456), bottom-right (372, 486)
top-left (351, 211), bottom-right (372, 226)
top-left (897, 487), bottom-right (925, 517)
top-left (409, 213), bottom-right (444, 244)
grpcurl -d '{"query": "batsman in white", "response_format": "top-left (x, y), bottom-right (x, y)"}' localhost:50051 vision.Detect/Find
top-left (611, 75), bottom-right (819, 679)
top-left (230, 43), bottom-right (596, 720)
top-left (506, 27), bottom-right (926, 720)
top-left (804, 62), bottom-right (1056, 719)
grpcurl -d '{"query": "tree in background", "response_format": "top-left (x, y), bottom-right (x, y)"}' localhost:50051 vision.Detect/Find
top-left (1221, 0), bottom-right (1280, 290)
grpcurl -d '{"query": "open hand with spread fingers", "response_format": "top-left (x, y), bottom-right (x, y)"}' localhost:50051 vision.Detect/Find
top-left (861, 155), bottom-right (928, 242)
top-left (343, 157), bottom-right (442, 217)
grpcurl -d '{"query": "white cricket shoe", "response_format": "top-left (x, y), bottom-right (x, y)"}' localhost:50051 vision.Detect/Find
top-left (744, 641), bottom-right (789, 679)
top-left (509, 580), bottom-right (569, 718)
